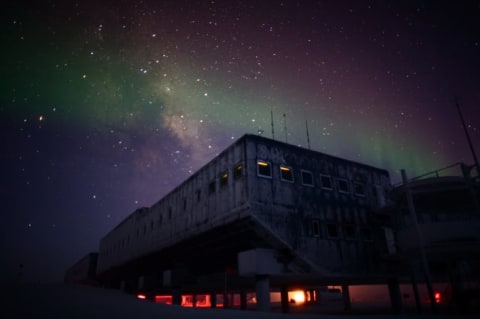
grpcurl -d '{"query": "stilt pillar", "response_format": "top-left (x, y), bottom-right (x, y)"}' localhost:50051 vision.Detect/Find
top-left (280, 285), bottom-right (289, 313)
top-left (210, 293), bottom-right (217, 308)
top-left (172, 288), bottom-right (181, 305)
top-left (240, 290), bottom-right (247, 310)
top-left (342, 284), bottom-right (351, 310)
top-left (388, 277), bottom-right (403, 314)
top-left (255, 275), bottom-right (271, 312)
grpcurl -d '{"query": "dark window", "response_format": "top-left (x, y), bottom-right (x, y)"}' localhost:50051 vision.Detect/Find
top-left (150, 220), bottom-right (154, 230)
top-left (320, 175), bottom-right (332, 189)
top-left (158, 214), bottom-right (163, 226)
top-left (312, 220), bottom-right (321, 237)
top-left (168, 207), bottom-right (172, 219)
top-left (143, 224), bottom-right (147, 234)
top-left (354, 182), bottom-right (366, 196)
top-left (280, 165), bottom-right (294, 182)
top-left (257, 160), bottom-right (272, 178)
top-left (301, 170), bottom-right (314, 186)
top-left (327, 223), bottom-right (338, 238)
top-left (195, 189), bottom-right (201, 202)
top-left (220, 171), bottom-right (228, 187)
top-left (233, 163), bottom-right (243, 179)
top-left (344, 225), bottom-right (356, 239)
top-left (337, 179), bottom-right (349, 193)
top-left (208, 181), bottom-right (216, 194)
top-left (183, 198), bottom-right (187, 210)
top-left (360, 227), bottom-right (372, 241)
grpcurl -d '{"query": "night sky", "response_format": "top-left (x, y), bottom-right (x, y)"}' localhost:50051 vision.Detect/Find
top-left (1, 0), bottom-right (479, 282)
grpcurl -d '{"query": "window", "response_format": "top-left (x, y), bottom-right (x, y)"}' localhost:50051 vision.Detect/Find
top-left (233, 163), bottom-right (243, 179)
top-left (301, 170), bottom-right (314, 186)
top-left (343, 225), bottom-right (356, 239)
top-left (312, 220), bottom-right (321, 237)
top-left (360, 227), bottom-right (372, 241)
top-left (208, 181), bottom-right (216, 194)
top-left (354, 182), bottom-right (366, 197)
top-left (320, 175), bottom-right (332, 190)
top-left (168, 207), bottom-right (172, 220)
top-left (257, 160), bottom-right (272, 178)
top-left (280, 165), bottom-right (294, 182)
top-left (337, 178), bottom-right (349, 193)
top-left (327, 223), bottom-right (338, 238)
top-left (183, 198), bottom-right (187, 210)
top-left (195, 189), bottom-right (201, 202)
top-left (220, 171), bottom-right (229, 187)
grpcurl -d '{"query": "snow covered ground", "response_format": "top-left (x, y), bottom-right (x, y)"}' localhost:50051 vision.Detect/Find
top-left (1, 283), bottom-right (475, 319)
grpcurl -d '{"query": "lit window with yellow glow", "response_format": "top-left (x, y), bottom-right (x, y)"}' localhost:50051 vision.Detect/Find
top-left (220, 171), bottom-right (228, 187)
top-left (257, 160), bottom-right (271, 178)
top-left (280, 165), bottom-right (294, 182)
top-left (233, 163), bottom-right (243, 179)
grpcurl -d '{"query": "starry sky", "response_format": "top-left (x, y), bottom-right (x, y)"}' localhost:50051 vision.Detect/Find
top-left (1, 0), bottom-right (479, 282)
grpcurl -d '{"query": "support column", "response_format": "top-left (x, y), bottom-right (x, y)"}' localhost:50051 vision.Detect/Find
top-left (309, 289), bottom-right (316, 303)
top-left (411, 270), bottom-right (422, 314)
top-left (240, 290), bottom-right (247, 310)
top-left (388, 277), bottom-right (403, 314)
top-left (255, 275), bottom-right (271, 312)
top-left (210, 293), bottom-right (217, 308)
top-left (280, 285), bottom-right (289, 313)
top-left (342, 284), bottom-right (351, 311)
top-left (172, 289), bottom-right (182, 305)
top-left (138, 276), bottom-right (145, 290)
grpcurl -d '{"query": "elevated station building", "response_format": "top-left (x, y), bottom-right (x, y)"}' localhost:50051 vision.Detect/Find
top-left (95, 134), bottom-right (393, 310)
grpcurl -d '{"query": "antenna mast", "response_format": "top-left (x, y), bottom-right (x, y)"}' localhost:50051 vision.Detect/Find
top-left (271, 108), bottom-right (275, 140)
top-left (305, 120), bottom-right (311, 149)
top-left (455, 97), bottom-right (480, 176)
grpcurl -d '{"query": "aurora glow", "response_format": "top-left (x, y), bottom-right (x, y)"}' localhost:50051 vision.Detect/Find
top-left (2, 0), bottom-right (479, 282)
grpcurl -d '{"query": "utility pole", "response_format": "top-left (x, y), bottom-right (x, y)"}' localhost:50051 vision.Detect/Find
top-left (401, 169), bottom-right (437, 314)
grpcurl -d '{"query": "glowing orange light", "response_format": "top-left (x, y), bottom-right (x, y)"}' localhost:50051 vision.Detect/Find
top-left (289, 290), bottom-right (305, 304)
top-left (434, 291), bottom-right (441, 303)
top-left (39, 115), bottom-right (44, 121)
top-left (137, 294), bottom-right (147, 300)
top-left (280, 166), bottom-right (291, 172)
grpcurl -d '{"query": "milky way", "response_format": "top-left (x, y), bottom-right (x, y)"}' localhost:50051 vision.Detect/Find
top-left (1, 0), bottom-right (479, 282)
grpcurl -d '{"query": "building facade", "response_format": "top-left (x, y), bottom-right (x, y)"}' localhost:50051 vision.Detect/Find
top-left (96, 134), bottom-right (393, 309)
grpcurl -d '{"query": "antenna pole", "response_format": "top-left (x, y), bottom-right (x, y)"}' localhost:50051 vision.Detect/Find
top-left (283, 113), bottom-right (288, 143)
top-left (305, 120), bottom-right (311, 149)
top-left (455, 97), bottom-right (480, 176)
top-left (271, 109), bottom-right (275, 140)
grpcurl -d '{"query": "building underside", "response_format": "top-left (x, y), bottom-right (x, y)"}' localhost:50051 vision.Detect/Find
top-left (98, 214), bottom-right (391, 294)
